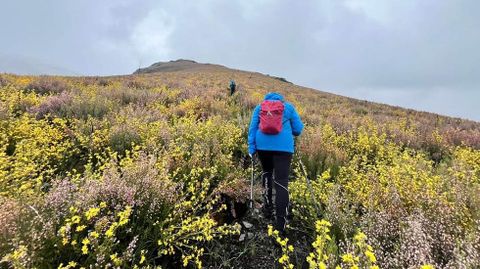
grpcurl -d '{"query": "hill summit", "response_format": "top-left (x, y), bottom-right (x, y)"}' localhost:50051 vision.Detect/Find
top-left (133, 59), bottom-right (227, 74)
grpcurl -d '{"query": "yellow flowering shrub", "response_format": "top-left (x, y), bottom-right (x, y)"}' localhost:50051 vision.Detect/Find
top-left (304, 219), bottom-right (378, 269)
top-left (290, 168), bottom-right (334, 228)
top-left (339, 231), bottom-right (379, 269)
top-left (54, 203), bottom-right (136, 267)
top-left (289, 121), bottom-right (480, 267)
top-left (306, 220), bottom-right (336, 269)
top-left (0, 85), bottom-right (42, 116)
top-left (267, 225), bottom-right (295, 269)
top-left (0, 115), bottom-right (76, 196)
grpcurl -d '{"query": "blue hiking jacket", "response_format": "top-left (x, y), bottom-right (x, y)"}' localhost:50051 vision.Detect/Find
top-left (248, 92), bottom-right (304, 154)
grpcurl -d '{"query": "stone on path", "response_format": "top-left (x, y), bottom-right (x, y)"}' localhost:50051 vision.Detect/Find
top-left (242, 221), bottom-right (253, 229)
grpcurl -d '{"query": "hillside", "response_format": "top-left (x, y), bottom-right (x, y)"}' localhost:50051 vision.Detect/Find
top-left (1, 62), bottom-right (479, 268)
top-left (133, 59), bottom-right (480, 154)
top-left (133, 59), bottom-right (228, 74)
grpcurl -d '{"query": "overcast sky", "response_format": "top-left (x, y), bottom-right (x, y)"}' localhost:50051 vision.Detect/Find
top-left (1, 0), bottom-right (479, 121)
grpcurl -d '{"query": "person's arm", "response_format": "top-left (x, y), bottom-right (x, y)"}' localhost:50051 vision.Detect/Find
top-left (290, 105), bottom-right (304, 136)
top-left (248, 105), bottom-right (260, 155)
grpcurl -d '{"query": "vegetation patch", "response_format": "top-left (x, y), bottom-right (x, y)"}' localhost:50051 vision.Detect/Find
top-left (0, 70), bottom-right (479, 268)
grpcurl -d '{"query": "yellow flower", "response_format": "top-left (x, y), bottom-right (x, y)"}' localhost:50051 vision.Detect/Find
top-left (90, 231), bottom-right (99, 238)
top-left (59, 225), bottom-right (68, 236)
top-left (81, 245), bottom-right (88, 255)
top-left (306, 256), bottom-right (316, 267)
top-left (267, 225), bottom-right (273, 236)
top-left (365, 250), bottom-right (377, 263)
top-left (182, 254), bottom-right (191, 267)
top-left (105, 224), bottom-right (116, 238)
top-left (354, 231), bottom-right (366, 243)
top-left (76, 225), bottom-right (87, 232)
top-left (342, 253), bottom-right (355, 264)
top-left (71, 216), bottom-right (81, 224)
top-left (278, 254), bottom-right (288, 264)
top-left (117, 206), bottom-right (132, 226)
top-left (110, 253), bottom-right (122, 266)
top-left (85, 207), bottom-right (100, 220)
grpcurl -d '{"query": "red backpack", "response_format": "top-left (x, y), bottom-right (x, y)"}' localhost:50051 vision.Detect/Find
top-left (259, 100), bottom-right (285, 134)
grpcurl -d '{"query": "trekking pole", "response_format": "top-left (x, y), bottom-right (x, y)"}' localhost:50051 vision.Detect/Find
top-left (250, 154), bottom-right (254, 209)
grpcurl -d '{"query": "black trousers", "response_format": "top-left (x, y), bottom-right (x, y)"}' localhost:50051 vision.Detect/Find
top-left (257, 150), bottom-right (293, 231)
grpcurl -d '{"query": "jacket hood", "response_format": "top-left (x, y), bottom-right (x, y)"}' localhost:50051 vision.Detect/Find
top-left (264, 92), bottom-right (284, 101)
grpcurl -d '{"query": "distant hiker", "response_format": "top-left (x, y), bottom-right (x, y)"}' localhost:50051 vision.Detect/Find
top-left (248, 92), bottom-right (304, 234)
top-left (229, 79), bottom-right (236, 95)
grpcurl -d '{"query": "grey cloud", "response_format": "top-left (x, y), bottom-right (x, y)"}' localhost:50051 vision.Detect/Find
top-left (0, 0), bottom-right (478, 120)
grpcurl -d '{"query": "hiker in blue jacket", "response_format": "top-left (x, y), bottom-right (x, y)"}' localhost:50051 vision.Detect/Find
top-left (248, 92), bottom-right (304, 234)
top-left (229, 79), bottom-right (236, 95)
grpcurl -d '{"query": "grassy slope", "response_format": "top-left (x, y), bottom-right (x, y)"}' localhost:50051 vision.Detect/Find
top-left (1, 61), bottom-right (480, 268)
top-left (131, 60), bottom-right (480, 151)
